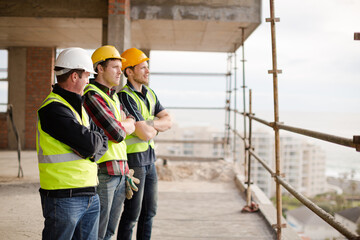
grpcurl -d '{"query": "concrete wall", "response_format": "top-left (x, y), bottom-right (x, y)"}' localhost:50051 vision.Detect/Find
top-left (7, 47), bottom-right (27, 150)
top-left (131, 0), bottom-right (260, 22)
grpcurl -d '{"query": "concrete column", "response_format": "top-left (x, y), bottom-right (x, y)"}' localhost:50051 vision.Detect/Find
top-left (141, 49), bottom-right (151, 60)
top-left (0, 113), bottom-right (7, 149)
top-left (141, 49), bottom-right (151, 87)
top-left (7, 47), bottom-right (27, 150)
top-left (107, 0), bottom-right (132, 90)
top-left (8, 47), bottom-right (54, 150)
top-left (107, 0), bottom-right (131, 52)
top-left (24, 47), bottom-right (55, 149)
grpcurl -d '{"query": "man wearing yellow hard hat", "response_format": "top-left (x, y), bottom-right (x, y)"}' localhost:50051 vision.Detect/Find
top-left (117, 48), bottom-right (172, 240)
top-left (83, 45), bottom-right (138, 240)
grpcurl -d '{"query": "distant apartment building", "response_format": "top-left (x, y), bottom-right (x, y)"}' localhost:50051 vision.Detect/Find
top-left (155, 125), bottom-right (326, 198)
top-left (155, 123), bottom-right (225, 159)
top-left (249, 131), bottom-right (274, 197)
top-left (250, 131), bottom-right (326, 198)
top-left (301, 142), bottom-right (327, 197)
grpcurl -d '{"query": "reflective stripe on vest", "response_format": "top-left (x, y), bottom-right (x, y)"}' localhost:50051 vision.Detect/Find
top-left (84, 84), bottom-right (127, 163)
top-left (37, 92), bottom-right (97, 190)
top-left (120, 85), bottom-right (156, 153)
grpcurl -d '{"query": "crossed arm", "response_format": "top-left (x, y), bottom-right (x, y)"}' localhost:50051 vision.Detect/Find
top-left (134, 109), bottom-right (172, 141)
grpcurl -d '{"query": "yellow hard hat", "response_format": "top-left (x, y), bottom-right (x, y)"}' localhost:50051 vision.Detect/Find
top-left (121, 48), bottom-right (149, 71)
top-left (91, 45), bottom-right (125, 68)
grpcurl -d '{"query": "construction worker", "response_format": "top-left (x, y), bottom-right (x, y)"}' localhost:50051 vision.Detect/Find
top-left (83, 45), bottom-right (138, 240)
top-left (117, 48), bottom-right (172, 240)
top-left (37, 47), bottom-right (108, 240)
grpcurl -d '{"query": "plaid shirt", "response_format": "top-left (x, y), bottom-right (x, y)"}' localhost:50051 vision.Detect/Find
top-left (84, 80), bottom-right (133, 175)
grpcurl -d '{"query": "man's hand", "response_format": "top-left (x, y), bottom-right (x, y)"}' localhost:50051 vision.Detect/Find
top-left (120, 110), bottom-right (127, 121)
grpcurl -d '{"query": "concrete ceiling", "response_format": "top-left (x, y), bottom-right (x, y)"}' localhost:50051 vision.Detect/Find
top-left (0, 0), bottom-right (261, 52)
top-left (0, 17), bottom-right (102, 49)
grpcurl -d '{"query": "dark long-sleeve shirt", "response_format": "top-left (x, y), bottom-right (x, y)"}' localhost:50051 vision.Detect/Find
top-left (118, 81), bottom-right (165, 167)
top-left (38, 84), bottom-right (108, 162)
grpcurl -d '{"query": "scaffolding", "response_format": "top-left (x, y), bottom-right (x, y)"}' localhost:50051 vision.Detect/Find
top-left (154, 1), bottom-right (360, 239)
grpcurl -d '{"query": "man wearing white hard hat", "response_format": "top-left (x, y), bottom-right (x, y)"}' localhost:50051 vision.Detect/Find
top-left (37, 47), bottom-right (108, 240)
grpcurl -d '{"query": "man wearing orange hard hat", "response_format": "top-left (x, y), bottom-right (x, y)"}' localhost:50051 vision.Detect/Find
top-left (117, 48), bottom-right (172, 240)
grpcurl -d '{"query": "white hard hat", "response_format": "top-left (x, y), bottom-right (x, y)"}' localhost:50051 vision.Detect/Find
top-left (55, 47), bottom-right (96, 76)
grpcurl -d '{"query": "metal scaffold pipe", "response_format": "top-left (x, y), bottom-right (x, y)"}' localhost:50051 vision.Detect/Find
top-left (241, 27), bottom-right (248, 179)
top-left (233, 49), bottom-right (238, 162)
top-left (249, 149), bottom-right (360, 240)
top-left (246, 89), bottom-right (253, 206)
top-left (267, 0), bottom-right (283, 238)
top-left (225, 53), bottom-right (233, 157)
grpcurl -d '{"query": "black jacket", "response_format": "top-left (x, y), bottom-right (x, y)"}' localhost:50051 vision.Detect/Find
top-left (38, 84), bottom-right (108, 161)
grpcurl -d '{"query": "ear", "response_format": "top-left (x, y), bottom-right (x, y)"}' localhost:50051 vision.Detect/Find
top-left (125, 68), bottom-right (133, 77)
top-left (70, 72), bottom-right (78, 82)
top-left (96, 64), bottom-right (104, 73)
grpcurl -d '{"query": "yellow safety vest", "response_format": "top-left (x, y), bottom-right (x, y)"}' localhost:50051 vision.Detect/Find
top-left (84, 84), bottom-right (127, 163)
top-left (120, 85), bottom-right (156, 153)
top-left (37, 92), bottom-right (98, 190)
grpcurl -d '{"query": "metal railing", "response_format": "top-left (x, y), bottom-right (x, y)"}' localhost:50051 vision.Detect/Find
top-left (228, 0), bottom-right (360, 239)
top-left (231, 106), bottom-right (360, 239)
top-left (150, 1), bottom-right (360, 239)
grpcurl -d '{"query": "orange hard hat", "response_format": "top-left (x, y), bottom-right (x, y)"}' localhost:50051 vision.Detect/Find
top-left (121, 48), bottom-right (149, 71)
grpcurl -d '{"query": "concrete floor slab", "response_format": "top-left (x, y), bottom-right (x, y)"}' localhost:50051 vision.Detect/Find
top-left (0, 151), bottom-right (275, 240)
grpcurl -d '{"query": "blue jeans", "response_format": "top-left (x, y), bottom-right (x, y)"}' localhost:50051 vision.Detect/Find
top-left (98, 173), bottom-right (126, 240)
top-left (40, 194), bottom-right (100, 240)
top-left (117, 163), bottom-right (158, 240)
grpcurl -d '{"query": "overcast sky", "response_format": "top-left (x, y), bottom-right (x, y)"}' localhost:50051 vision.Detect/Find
top-left (149, 0), bottom-right (360, 119)
top-left (148, 0), bottom-right (360, 178)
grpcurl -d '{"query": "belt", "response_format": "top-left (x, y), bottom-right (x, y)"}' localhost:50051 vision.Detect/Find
top-left (39, 186), bottom-right (97, 198)
top-left (98, 160), bottom-right (126, 175)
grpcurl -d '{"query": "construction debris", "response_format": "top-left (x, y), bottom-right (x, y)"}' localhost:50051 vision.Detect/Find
top-left (156, 159), bottom-right (235, 182)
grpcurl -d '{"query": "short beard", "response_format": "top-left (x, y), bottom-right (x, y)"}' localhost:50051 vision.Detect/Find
top-left (134, 76), bottom-right (147, 85)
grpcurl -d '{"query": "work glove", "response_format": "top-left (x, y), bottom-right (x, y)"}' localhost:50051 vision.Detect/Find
top-left (125, 169), bottom-right (140, 200)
